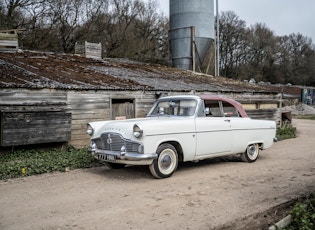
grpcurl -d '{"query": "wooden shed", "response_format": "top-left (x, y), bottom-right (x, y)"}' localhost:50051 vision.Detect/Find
top-left (0, 51), bottom-right (299, 148)
top-left (0, 29), bottom-right (25, 50)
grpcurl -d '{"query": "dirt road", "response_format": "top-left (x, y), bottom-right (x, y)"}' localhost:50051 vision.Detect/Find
top-left (1, 119), bottom-right (315, 230)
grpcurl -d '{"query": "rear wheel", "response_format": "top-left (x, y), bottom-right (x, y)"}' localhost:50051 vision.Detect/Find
top-left (149, 144), bottom-right (178, 179)
top-left (241, 143), bottom-right (259, 163)
top-left (105, 162), bottom-right (126, 169)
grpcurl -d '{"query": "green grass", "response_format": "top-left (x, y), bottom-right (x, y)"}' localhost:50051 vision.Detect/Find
top-left (294, 115), bottom-right (315, 120)
top-left (0, 146), bottom-right (102, 180)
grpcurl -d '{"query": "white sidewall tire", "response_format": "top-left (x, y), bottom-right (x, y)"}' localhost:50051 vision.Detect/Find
top-left (241, 143), bottom-right (259, 163)
top-left (149, 144), bottom-right (178, 179)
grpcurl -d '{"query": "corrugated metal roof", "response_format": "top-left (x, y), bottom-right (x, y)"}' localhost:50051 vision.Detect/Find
top-left (0, 50), bottom-right (301, 95)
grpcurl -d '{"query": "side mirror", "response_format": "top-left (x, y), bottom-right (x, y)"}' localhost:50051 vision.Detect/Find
top-left (204, 107), bottom-right (210, 115)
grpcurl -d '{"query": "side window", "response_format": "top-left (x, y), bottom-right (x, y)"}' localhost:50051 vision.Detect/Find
top-left (178, 100), bottom-right (197, 116)
top-left (222, 102), bottom-right (239, 117)
top-left (204, 101), bottom-right (222, 117)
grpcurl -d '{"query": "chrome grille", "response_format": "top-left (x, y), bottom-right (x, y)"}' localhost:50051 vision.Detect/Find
top-left (100, 133), bottom-right (124, 151)
top-left (94, 132), bottom-right (142, 153)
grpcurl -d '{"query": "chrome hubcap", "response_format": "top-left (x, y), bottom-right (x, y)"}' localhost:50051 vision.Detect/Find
top-left (161, 154), bottom-right (172, 170)
top-left (247, 144), bottom-right (258, 160)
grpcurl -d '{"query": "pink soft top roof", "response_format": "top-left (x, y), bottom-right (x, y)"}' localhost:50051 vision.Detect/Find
top-left (198, 94), bottom-right (249, 118)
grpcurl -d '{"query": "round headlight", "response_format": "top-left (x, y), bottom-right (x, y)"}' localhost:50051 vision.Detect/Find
top-left (87, 124), bottom-right (94, 136)
top-left (133, 124), bottom-right (143, 138)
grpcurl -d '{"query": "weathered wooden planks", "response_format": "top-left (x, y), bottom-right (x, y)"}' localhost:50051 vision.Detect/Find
top-left (0, 88), bottom-right (71, 146)
top-left (1, 111), bottom-right (71, 146)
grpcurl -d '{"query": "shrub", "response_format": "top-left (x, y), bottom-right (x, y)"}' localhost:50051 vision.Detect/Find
top-left (276, 125), bottom-right (297, 141)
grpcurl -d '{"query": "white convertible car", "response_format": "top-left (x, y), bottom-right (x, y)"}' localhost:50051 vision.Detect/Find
top-left (87, 95), bottom-right (276, 178)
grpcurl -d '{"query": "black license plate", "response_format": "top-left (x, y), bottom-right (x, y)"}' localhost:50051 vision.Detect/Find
top-left (98, 154), bottom-right (116, 161)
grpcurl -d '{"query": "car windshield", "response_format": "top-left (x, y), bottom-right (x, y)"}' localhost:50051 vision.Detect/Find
top-left (148, 99), bottom-right (197, 117)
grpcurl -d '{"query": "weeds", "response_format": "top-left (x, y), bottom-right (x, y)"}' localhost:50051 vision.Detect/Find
top-left (0, 146), bottom-right (102, 180)
top-left (285, 193), bottom-right (315, 230)
top-left (276, 124), bottom-right (297, 141)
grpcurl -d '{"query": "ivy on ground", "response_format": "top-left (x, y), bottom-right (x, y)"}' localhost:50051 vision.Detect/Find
top-left (0, 147), bottom-right (102, 180)
top-left (285, 193), bottom-right (315, 230)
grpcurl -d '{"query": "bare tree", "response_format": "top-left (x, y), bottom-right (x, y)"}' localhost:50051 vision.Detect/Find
top-left (2, 0), bottom-right (168, 62)
top-left (94, 0), bottom-right (143, 57)
top-left (19, 0), bottom-right (107, 52)
top-left (246, 23), bottom-right (278, 83)
top-left (19, 1), bottom-right (54, 50)
top-left (218, 11), bottom-right (248, 79)
top-left (0, 0), bottom-right (45, 29)
top-left (278, 33), bottom-right (315, 85)
top-left (44, 0), bottom-right (85, 52)
top-left (82, 0), bottom-right (168, 62)
top-left (129, 0), bottom-right (169, 62)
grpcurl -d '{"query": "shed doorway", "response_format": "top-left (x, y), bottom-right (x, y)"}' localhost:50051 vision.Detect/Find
top-left (111, 99), bottom-right (135, 120)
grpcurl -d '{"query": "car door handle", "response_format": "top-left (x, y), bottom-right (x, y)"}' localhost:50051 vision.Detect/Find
top-left (224, 119), bottom-right (231, 122)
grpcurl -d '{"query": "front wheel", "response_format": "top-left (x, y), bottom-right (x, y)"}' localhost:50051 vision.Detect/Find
top-left (241, 143), bottom-right (259, 163)
top-left (149, 143), bottom-right (178, 179)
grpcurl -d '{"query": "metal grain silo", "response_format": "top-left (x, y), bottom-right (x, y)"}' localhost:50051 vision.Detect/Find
top-left (169, 0), bottom-right (214, 70)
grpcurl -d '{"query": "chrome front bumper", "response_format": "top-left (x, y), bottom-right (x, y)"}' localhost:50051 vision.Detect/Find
top-left (89, 144), bottom-right (157, 166)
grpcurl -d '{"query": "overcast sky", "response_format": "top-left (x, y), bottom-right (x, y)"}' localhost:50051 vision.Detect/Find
top-left (157, 0), bottom-right (315, 42)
